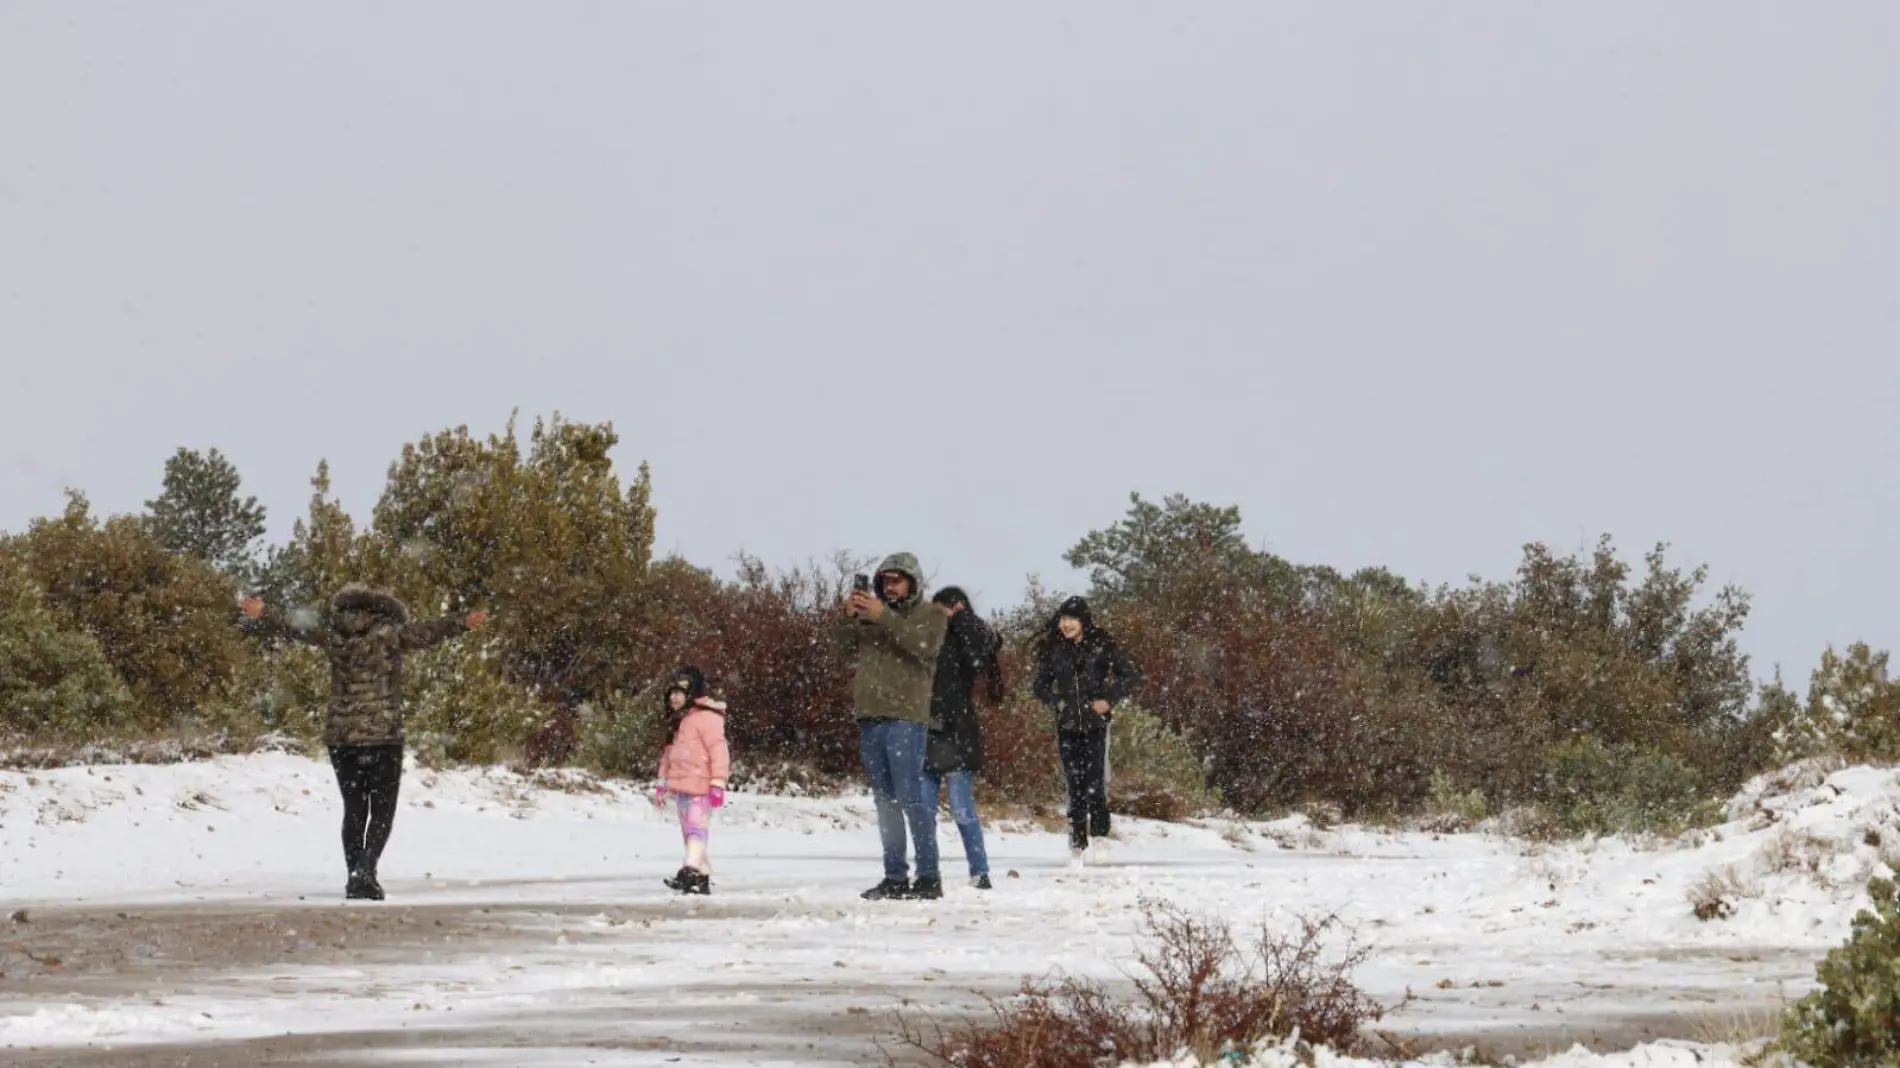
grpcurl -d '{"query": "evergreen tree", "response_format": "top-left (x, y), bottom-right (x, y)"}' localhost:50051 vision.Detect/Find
top-left (254, 460), bottom-right (365, 617)
top-left (371, 413), bottom-right (656, 719)
top-left (145, 447), bottom-right (267, 579)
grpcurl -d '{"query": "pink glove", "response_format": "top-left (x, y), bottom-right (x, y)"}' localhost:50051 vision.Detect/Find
top-left (708, 786), bottom-right (726, 809)
top-left (652, 785), bottom-right (668, 807)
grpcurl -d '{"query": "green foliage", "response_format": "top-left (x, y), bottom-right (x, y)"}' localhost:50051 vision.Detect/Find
top-left (1780, 643), bottom-right (1900, 764)
top-left (145, 447), bottom-right (268, 579)
top-left (1779, 875), bottom-right (1900, 1066)
top-left (237, 644), bottom-right (329, 739)
top-left (575, 689), bottom-right (665, 781)
top-left (255, 461), bottom-right (369, 616)
top-left (9, 492), bottom-right (249, 727)
top-left (1107, 703), bottom-right (1210, 820)
top-left (1540, 736), bottom-right (1711, 837)
top-left (404, 637), bottom-right (553, 767)
top-left (0, 554), bottom-right (132, 739)
top-left (372, 414), bottom-right (656, 720)
top-left (1427, 769), bottom-right (1489, 827)
top-left (1064, 492), bottom-right (1322, 624)
top-left (1070, 491), bottom-right (1765, 824)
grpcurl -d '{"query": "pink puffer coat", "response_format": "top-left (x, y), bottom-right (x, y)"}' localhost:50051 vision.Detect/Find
top-left (658, 698), bottom-right (731, 797)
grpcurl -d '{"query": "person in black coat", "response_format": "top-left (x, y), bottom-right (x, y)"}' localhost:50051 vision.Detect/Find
top-left (1032, 596), bottom-right (1142, 859)
top-left (922, 586), bottom-right (1004, 889)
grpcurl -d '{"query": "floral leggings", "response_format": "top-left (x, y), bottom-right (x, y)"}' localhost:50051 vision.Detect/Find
top-left (676, 792), bottom-right (713, 873)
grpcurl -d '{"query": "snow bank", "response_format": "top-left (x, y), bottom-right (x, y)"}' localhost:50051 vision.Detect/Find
top-left (4, 752), bottom-right (1893, 1063)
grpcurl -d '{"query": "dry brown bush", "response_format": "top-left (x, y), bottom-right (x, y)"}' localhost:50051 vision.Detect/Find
top-left (1689, 864), bottom-right (1759, 922)
top-left (889, 901), bottom-right (1390, 1067)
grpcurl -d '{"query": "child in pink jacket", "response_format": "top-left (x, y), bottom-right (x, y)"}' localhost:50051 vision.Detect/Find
top-left (652, 667), bottom-right (730, 895)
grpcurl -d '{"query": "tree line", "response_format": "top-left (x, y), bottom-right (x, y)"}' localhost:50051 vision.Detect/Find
top-left (1, 411), bottom-right (1891, 834)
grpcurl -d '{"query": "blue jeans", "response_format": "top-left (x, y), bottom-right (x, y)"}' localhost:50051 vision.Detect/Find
top-left (858, 719), bottom-right (939, 881)
top-left (919, 767), bottom-right (989, 878)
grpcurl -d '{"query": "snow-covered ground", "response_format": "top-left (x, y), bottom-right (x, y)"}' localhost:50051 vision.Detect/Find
top-left (0, 753), bottom-right (1885, 1066)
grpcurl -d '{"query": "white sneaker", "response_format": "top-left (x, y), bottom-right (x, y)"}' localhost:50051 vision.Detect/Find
top-left (1068, 847), bottom-right (1087, 869)
top-left (1087, 839), bottom-right (1112, 866)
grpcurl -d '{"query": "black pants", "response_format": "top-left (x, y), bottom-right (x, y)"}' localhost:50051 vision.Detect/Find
top-left (328, 744), bottom-right (403, 877)
top-left (1058, 730), bottom-right (1110, 849)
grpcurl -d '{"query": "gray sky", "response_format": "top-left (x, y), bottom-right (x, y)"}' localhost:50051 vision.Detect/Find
top-left (3, 3), bottom-right (1896, 681)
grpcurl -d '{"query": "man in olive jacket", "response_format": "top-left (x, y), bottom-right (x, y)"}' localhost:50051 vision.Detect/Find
top-left (835, 552), bottom-right (948, 901)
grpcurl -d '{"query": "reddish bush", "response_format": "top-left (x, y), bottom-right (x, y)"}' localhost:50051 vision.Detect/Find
top-left (891, 901), bottom-right (1389, 1066)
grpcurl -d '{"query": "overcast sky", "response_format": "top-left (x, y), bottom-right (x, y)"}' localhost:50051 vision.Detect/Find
top-left (2, 4), bottom-right (1896, 680)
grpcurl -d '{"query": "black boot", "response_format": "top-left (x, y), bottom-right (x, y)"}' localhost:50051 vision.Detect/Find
top-left (664, 866), bottom-right (696, 893)
top-left (971, 874), bottom-right (993, 890)
top-left (910, 876), bottom-right (943, 901)
top-left (685, 870), bottom-right (712, 896)
top-left (861, 877), bottom-right (911, 901)
top-left (345, 870), bottom-right (382, 901)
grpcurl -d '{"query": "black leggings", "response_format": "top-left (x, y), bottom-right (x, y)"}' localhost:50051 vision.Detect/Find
top-left (1058, 730), bottom-right (1110, 849)
top-left (329, 744), bottom-right (403, 876)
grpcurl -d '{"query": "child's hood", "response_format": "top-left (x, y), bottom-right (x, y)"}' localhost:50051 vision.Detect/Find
top-left (686, 696), bottom-right (728, 718)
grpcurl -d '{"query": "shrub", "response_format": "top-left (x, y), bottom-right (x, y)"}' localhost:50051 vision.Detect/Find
top-left (9, 492), bottom-right (249, 727)
top-left (574, 688), bottom-right (664, 781)
top-left (405, 639), bottom-right (555, 767)
top-left (1108, 704), bottom-right (1210, 821)
top-left (1780, 643), bottom-right (1900, 764)
top-left (242, 644), bottom-right (329, 739)
top-left (1540, 736), bottom-right (1710, 837)
top-left (0, 555), bottom-right (132, 740)
top-left (1779, 875), bottom-right (1900, 1066)
top-left (891, 901), bottom-right (1389, 1066)
top-left (1688, 865), bottom-right (1757, 922)
top-left (1758, 828), bottom-right (1848, 885)
top-left (1425, 769), bottom-right (1489, 831)
top-left (975, 687), bottom-right (1065, 805)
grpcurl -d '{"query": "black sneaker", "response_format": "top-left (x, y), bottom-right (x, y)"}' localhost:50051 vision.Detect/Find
top-left (910, 876), bottom-right (943, 900)
top-left (861, 877), bottom-right (911, 901)
top-left (685, 870), bottom-right (712, 896)
top-left (971, 874), bottom-right (992, 890)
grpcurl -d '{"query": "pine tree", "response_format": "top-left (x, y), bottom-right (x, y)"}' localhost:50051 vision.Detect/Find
top-left (254, 460), bottom-right (365, 616)
top-left (370, 414), bottom-right (657, 761)
top-left (146, 447), bottom-right (267, 580)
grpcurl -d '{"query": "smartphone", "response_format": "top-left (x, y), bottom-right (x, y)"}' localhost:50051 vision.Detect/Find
top-left (853, 574), bottom-right (871, 594)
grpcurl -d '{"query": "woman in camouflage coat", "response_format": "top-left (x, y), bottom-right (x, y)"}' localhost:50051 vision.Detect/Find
top-left (244, 584), bottom-right (486, 900)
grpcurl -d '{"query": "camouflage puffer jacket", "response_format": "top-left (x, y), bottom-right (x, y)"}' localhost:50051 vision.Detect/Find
top-left (266, 585), bottom-right (469, 747)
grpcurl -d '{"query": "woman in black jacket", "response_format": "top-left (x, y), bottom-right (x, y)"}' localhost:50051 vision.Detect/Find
top-left (1032, 596), bottom-right (1142, 861)
top-left (922, 587), bottom-right (1005, 889)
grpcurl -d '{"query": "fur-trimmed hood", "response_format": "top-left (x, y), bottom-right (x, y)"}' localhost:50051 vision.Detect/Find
top-left (330, 584), bottom-right (409, 631)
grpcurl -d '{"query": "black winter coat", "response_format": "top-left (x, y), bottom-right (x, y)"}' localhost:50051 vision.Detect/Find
top-left (1033, 629), bottom-right (1142, 736)
top-left (926, 609), bottom-right (1004, 773)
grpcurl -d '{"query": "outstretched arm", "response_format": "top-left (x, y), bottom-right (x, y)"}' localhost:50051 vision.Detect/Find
top-left (240, 598), bottom-right (327, 647)
top-left (399, 609), bottom-right (484, 652)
